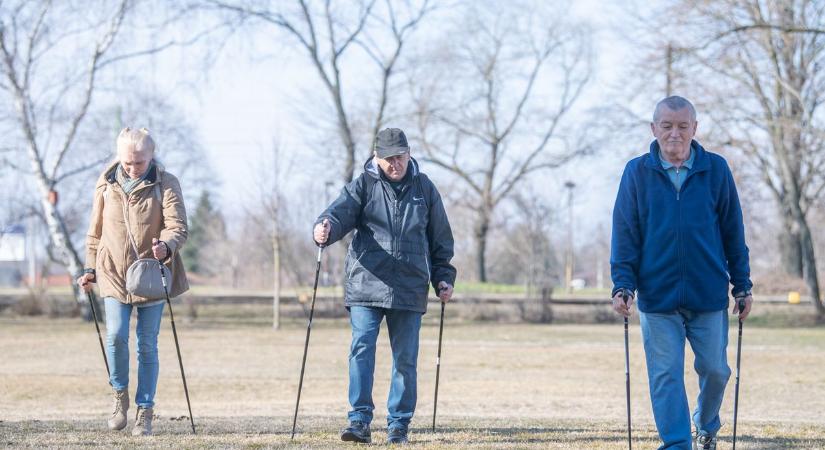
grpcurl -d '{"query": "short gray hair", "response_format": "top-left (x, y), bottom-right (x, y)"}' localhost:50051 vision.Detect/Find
top-left (653, 96), bottom-right (696, 122)
top-left (116, 127), bottom-right (156, 155)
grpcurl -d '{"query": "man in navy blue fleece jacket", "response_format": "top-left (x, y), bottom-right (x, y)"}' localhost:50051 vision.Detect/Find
top-left (610, 96), bottom-right (753, 450)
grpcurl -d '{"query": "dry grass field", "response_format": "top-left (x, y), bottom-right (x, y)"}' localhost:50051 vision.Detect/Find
top-left (1, 314), bottom-right (824, 448)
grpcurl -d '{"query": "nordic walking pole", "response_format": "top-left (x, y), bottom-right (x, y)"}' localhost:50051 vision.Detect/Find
top-left (158, 260), bottom-right (196, 434)
top-left (86, 289), bottom-right (110, 380)
top-left (432, 296), bottom-right (446, 432)
top-left (732, 296), bottom-right (746, 450)
top-left (622, 289), bottom-right (632, 450)
top-left (291, 245), bottom-right (324, 439)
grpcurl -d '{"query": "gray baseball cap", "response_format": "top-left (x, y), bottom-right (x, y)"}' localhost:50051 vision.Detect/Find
top-left (374, 128), bottom-right (410, 158)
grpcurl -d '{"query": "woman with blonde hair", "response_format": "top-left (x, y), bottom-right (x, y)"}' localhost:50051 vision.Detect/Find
top-left (77, 127), bottom-right (189, 436)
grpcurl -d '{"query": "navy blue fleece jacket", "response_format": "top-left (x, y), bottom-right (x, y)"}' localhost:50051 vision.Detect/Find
top-left (610, 140), bottom-right (752, 313)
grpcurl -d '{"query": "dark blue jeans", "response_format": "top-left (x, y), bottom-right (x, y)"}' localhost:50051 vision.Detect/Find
top-left (347, 306), bottom-right (423, 431)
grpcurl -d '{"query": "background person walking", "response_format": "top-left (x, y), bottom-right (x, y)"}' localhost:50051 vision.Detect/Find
top-left (77, 128), bottom-right (189, 436)
top-left (610, 96), bottom-right (753, 450)
top-left (313, 128), bottom-right (456, 445)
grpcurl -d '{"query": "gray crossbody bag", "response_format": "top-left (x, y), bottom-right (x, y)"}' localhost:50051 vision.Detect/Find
top-left (121, 188), bottom-right (170, 300)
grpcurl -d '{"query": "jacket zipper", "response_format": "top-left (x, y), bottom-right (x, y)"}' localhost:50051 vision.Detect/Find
top-left (122, 191), bottom-right (133, 304)
top-left (384, 182), bottom-right (398, 305)
top-left (675, 165), bottom-right (704, 308)
top-left (394, 198), bottom-right (401, 258)
top-left (652, 151), bottom-right (708, 309)
top-left (675, 167), bottom-right (680, 201)
top-left (394, 197), bottom-right (401, 305)
top-left (347, 253), bottom-right (364, 279)
top-left (654, 165), bottom-right (683, 308)
top-left (424, 250), bottom-right (431, 280)
top-left (675, 167), bottom-right (684, 308)
top-left (673, 164), bottom-right (703, 308)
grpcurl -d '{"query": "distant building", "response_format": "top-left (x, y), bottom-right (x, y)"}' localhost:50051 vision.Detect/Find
top-left (0, 224), bottom-right (25, 286)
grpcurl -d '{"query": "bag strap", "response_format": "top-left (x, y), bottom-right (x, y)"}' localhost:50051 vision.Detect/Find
top-left (119, 180), bottom-right (164, 259)
top-left (415, 176), bottom-right (431, 210)
top-left (359, 173), bottom-right (377, 216)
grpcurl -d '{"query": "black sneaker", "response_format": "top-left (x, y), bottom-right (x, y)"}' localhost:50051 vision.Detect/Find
top-left (340, 421), bottom-right (371, 444)
top-left (387, 427), bottom-right (408, 444)
top-left (693, 431), bottom-right (717, 450)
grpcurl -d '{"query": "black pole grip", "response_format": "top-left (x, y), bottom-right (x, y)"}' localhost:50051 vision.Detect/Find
top-left (735, 296), bottom-right (747, 315)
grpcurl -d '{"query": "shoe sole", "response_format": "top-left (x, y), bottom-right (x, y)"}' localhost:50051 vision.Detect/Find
top-left (108, 421), bottom-right (127, 431)
top-left (387, 428), bottom-right (408, 444)
top-left (340, 431), bottom-right (371, 444)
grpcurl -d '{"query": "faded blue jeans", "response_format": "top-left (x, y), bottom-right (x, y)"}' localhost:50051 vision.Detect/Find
top-left (347, 306), bottom-right (423, 431)
top-left (104, 297), bottom-right (165, 408)
top-left (640, 308), bottom-right (731, 450)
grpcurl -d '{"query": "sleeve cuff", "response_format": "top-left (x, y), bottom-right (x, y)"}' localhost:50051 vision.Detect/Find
top-left (611, 287), bottom-right (635, 298)
top-left (161, 241), bottom-right (172, 263)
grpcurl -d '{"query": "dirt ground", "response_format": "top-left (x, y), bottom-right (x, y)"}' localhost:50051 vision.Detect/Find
top-left (1, 315), bottom-right (824, 448)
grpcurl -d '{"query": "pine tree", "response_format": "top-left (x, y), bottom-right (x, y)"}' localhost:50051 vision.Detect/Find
top-left (182, 191), bottom-right (225, 275)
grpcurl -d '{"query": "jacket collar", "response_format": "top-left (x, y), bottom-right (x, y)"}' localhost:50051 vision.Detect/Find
top-left (644, 140), bottom-right (710, 173)
top-left (104, 160), bottom-right (160, 185)
top-left (363, 155), bottom-right (420, 180)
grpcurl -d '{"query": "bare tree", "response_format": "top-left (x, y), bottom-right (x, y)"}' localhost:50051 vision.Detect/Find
top-left (651, 0), bottom-right (825, 317)
top-left (0, 1), bottom-right (133, 309)
top-left (203, 0), bottom-right (437, 183)
top-left (260, 141), bottom-right (287, 329)
top-left (412, 0), bottom-right (592, 282)
top-left (0, 1), bottom-right (210, 314)
top-left (239, 140), bottom-right (304, 329)
top-left (490, 188), bottom-right (560, 293)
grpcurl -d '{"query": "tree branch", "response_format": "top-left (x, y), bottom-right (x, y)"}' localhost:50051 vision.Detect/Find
top-left (49, 0), bottom-right (128, 186)
top-left (54, 155), bottom-right (112, 184)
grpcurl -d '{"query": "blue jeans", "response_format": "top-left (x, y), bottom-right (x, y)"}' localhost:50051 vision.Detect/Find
top-left (348, 306), bottom-right (423, 430)
top-left (104, 297), bottom-right (165, 408)
top-left (640, 308), bottom-right (731, 449)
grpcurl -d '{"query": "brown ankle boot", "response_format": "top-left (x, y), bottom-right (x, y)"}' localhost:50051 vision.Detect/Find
top-left (132, 407), bottom-right (153, 436)
top-left (107, 388), bottom-right (129, 431)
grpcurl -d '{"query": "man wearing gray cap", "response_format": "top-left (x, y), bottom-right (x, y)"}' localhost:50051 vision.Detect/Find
top-left (313, 127), bottom-right (456, 444)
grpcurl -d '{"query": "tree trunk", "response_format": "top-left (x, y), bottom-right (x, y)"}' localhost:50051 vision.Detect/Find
top-left (329, 83), bottom-right (357, 183)
top-left (40, 192), bottom-right (88, 310)
top-left (340, 120), bottom-right (357, 183)
top-left (795, 212), bottom-right (825, 318)
top-left (779, 213), bottom-right (804, 277)
top-left (272, 227), bottom-right (281, 330)
top-left (474, 213), bottom-right (491, 282)
top-left (17, 89), bottom-right (87, 314)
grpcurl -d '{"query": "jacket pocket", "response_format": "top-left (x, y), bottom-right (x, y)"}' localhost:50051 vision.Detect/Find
top-left (96, 246), bottom-right (122, 288)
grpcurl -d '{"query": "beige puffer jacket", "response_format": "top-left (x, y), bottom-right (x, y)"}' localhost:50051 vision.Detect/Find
top-left (84, 161), bottom-right (189, 304)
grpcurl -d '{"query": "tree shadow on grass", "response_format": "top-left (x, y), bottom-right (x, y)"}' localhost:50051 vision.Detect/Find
top-left (716, 434), bottom-right (825, 450)
top-left (418, 425), bottom-right (658, 446)
top-left (3, 419), bottom-right (825, 449)
top-left (418, 425), bottom-right (825, 448)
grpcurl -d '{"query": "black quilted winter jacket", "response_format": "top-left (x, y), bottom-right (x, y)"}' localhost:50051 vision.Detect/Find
top-left (315, 157), bottom-right (456, 313)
